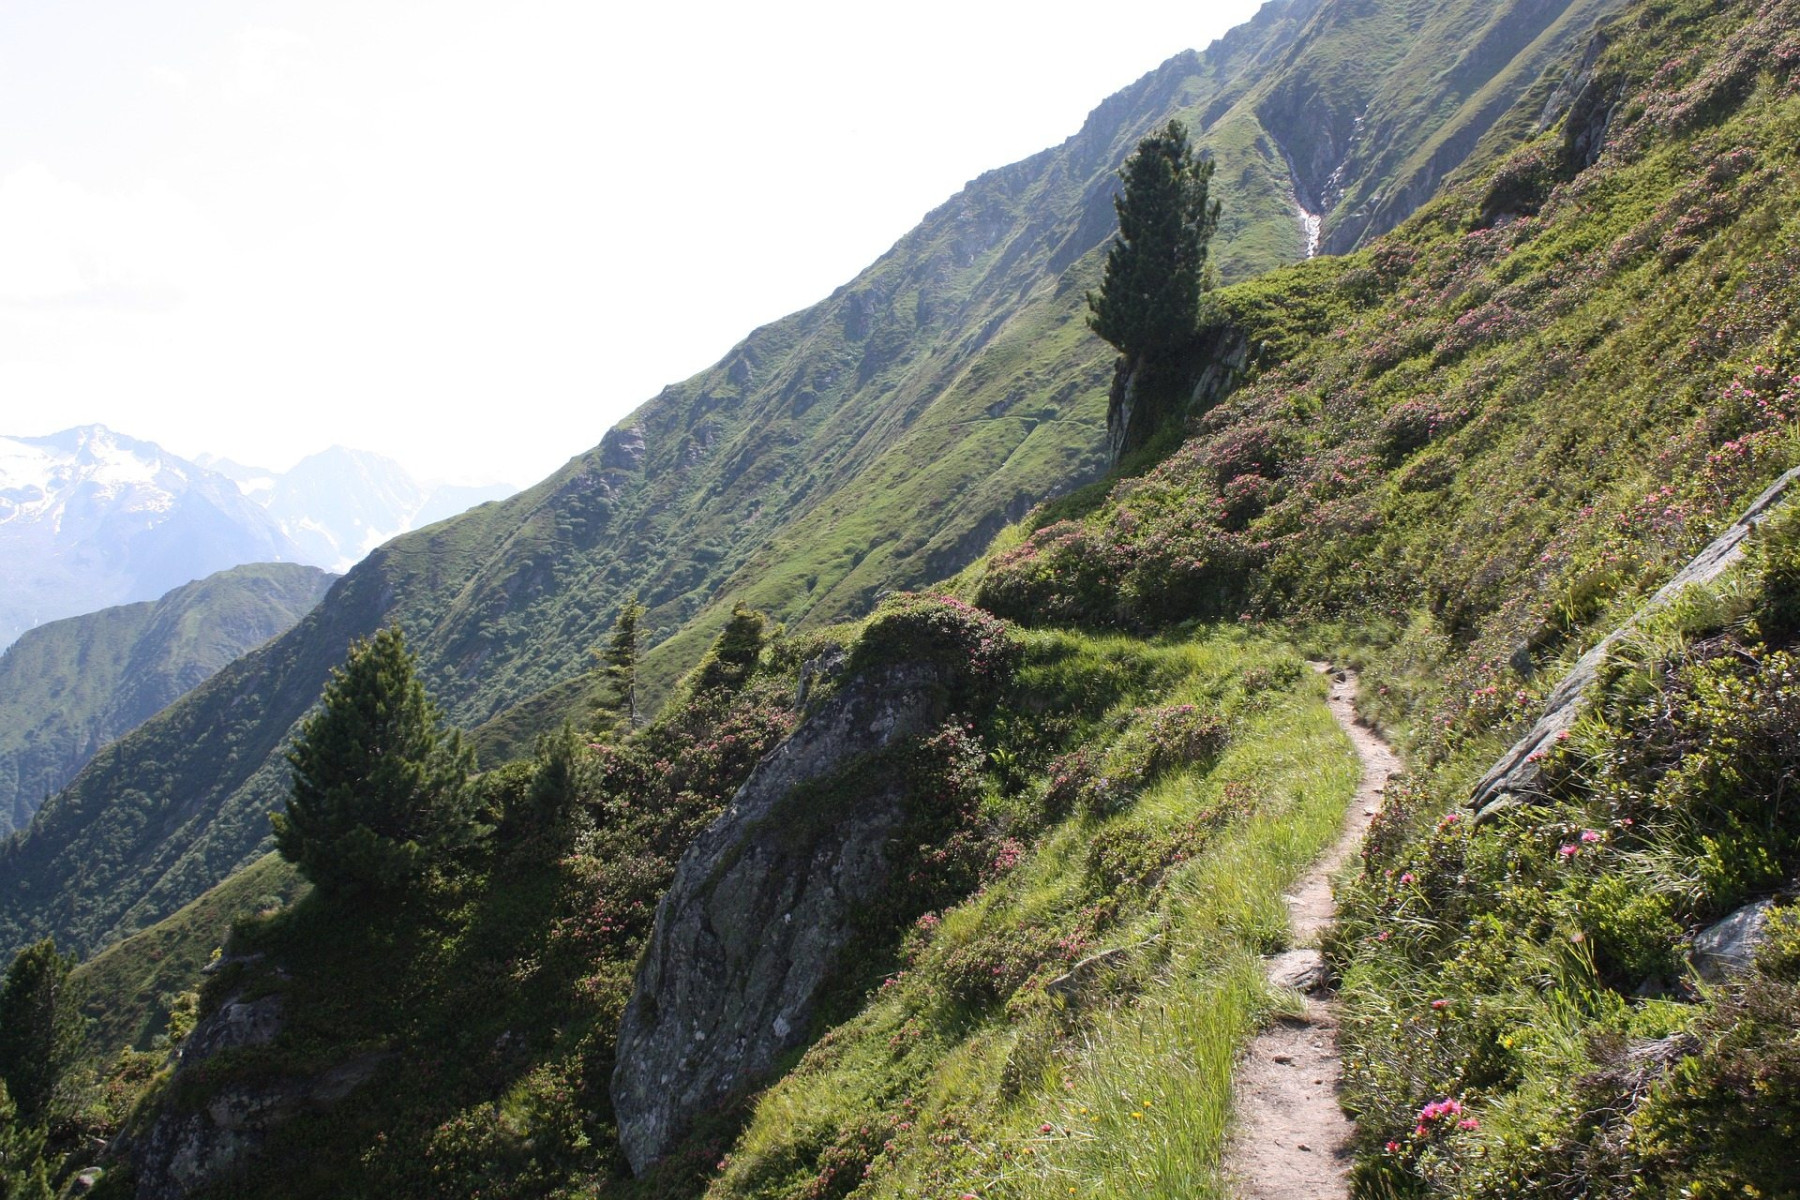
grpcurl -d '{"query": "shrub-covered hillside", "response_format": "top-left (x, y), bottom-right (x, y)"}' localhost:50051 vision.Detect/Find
top-left (0, 0), bottom-right (1625, 967)
top-left (15, 0), bottom-right (1800, 1196)
top-left (75, 600), bottom-right (1352, 1200)
top-left (973, 0), bottom-right (1800, 740)
top-left (960, 0), bottom-right (1800, 1193)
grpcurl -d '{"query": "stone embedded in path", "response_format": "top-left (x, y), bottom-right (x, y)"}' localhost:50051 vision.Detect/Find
top-left (1267, 948), bottom-right (1329, 993)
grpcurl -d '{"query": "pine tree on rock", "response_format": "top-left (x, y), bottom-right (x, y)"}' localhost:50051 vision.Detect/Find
top-left (0, 939), bottom-right (78, 1129)
top-left (272, 626), bottom-right (481, 897)
top-left (1086, 119), bottom-right (1222, 456)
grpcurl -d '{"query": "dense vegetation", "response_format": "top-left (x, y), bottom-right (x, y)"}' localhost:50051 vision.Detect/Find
top-left (1338, 497), bottom-right (1800, 1199)
top-left (0, 0), bottom-right (1620, 968)
top-left (59, 599), bottom-right (1348, 1200)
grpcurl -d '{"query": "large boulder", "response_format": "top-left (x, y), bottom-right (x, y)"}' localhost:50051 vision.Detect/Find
top-left (611, 662), bottom-right (951, 1174)
top-left (130, 988), bottom-right (384, 1199)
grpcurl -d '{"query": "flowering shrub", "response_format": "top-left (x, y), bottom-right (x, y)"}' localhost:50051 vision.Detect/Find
top-left (1039, 704), bottom-right (1229, 817)
top-left (1376, 397), bottom-right (1463, 462)
top-left (977, 521), bottom-right (1134, 626)
top-left (850, 593), bottom-right (1020, 693)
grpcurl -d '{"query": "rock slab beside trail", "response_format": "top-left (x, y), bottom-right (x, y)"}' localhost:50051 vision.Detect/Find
top-left (1471, 464), bottom-right (1800, 819)
top-left (612, 662), bottom-right (950, 1175)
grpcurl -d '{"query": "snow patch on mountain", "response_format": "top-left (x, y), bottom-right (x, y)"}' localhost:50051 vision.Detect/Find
top-left (0, 427), bottom-right (302, 648)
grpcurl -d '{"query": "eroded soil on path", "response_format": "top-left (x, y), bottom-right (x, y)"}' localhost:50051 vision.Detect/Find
top-left (1223, 666), bottom-right (1402, 1200)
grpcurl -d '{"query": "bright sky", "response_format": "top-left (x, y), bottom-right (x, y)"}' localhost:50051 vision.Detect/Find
top-left (0, 0), bottom-right (1266, 487)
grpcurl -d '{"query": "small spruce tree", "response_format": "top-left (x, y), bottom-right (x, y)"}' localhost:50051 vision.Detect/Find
top-left (272, 626), bottom-right (481, 897)
top-left (1087, 118), bottom-right (1220, 362)
top-left (522, 722), bottom-right (591, 838)
top-left (693, 602), bottom-right (767, 692)
top-left (0, 940), bottom-right (79, 1128)
top-left (598, 596), bottom-right (646, 730)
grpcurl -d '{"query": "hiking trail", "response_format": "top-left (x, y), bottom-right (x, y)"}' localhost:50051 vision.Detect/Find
top-left (1223, 665), bottom-right (1402, 1199)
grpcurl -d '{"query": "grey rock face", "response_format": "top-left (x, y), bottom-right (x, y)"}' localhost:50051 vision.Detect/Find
top-left (176, 994), bottom-right (283, 1066)
top-left (1551, 28), bottom-right (1622, 173)
top-left (1691, 899), bottom-right (1776, 983)
top-left (130, 989), bottom-right (383, 1200)
top-left (612, 663), bottom-right (951, 1174)
top-left (600, 426), bottom-right (648, 471)
top-left (1106, 329), bottom-right (1250, 465)
top-left (1471, 466), bottom-right (1800, 820)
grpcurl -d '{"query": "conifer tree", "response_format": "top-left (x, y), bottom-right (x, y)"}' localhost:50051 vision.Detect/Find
top-left (1086, 119), bottom-right (1220, 365)
top-left (0, 940), bottom-right (78, 1128)
top-left (0, 1082), bottom-right (52, 1200)
top-left (522, 722), bottom-right (591, 838)
top-left (599, 596), bottom-right (646, 730)
top-left (693, 602), bottom-right (767, 692)
top-left (272, 626), bottom-right (481, 896)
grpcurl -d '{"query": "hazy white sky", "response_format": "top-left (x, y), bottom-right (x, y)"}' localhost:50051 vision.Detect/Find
top-left (0, 0), bottom-right (1265, 486)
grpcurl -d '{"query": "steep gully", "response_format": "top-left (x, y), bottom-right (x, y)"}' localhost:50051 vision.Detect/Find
top-left (1224, 666), bottom-right (1401, 1199)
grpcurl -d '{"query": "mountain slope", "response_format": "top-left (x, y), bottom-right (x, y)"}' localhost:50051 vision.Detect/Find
top-left (202, 448), bottom-right (517, 572)
top-left (52, 0), bottom-right (1800, 1195)
top-left (0, 0), bottom-right (1624, 961)
top-left (0, 427), bottom-right (304, 648)
top-left (0, 563), bottom-right (334, 836)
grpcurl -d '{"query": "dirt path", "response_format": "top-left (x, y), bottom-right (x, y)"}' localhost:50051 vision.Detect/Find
top-left (1222, 666), bottom-right (1402, 1200)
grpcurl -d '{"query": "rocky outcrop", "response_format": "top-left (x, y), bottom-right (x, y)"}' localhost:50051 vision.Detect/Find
top-left (1471, 466), bottom-right (1800, 820)
top-left (1106, 329), bottom-right (1250, 464)
top-left (1540, 24), bottom-right (1620, 170)
top-left (1691, 899), bottom-right (1777, 982)
top-left (130, 989), bottom-right (384, 1200)
top-left (611, 662), bottom-right (952, 1174)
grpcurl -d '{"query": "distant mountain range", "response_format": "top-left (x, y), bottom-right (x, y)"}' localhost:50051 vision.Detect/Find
top-left (0, 427), bottom-right (303, 649)
top-left (198, 448), bottom-right (517, 572)
top-left (0, 562), bottom-right (335, 835)
top-left (0, 427), bottom-right (514, 649)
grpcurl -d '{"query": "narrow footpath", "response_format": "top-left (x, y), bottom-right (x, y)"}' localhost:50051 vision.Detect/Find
top-left (1223, 666), bottom-right (1403, 1200)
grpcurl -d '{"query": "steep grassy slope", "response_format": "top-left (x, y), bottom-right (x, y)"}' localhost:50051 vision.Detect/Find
top-left (957, 0), bottom-right (1800, 1192)
top-left (70, 854), bottom-right (305, 1058)
top-left (0, 0), bottom-right (1626, 965)
top-left (701, 637), bottom-right (1355, 1200)
top-left (91, 606), bottom-right (1349, 1200)
top-left (53, 1), bottom-right (1800, 1196)
top-left (0, 563), bottom-right (333, 834)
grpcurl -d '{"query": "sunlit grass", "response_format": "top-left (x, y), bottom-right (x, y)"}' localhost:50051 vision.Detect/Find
top-left (710, 627), bottom-right (1359, 1200)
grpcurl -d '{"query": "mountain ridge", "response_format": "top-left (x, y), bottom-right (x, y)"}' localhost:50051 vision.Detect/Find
top-left (0, 563), bottom-right (334, 836)
top-left (0, 426), bottom-right (304, 649)
top-left (0, 0), bottom-right (1627, 962)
